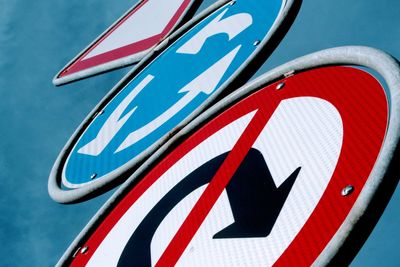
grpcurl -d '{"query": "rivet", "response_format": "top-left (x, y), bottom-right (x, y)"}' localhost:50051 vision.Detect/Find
top-left (98, 110), bottom-right (105, 115)
top-left (253, 40), bottom-right (261, 46)
top-left (341, 185), bottom-right (354, 197)
top-left (90, 173), bottom-right (97, 180)
top-left (80, 246), bottom-right (89, 254)
top-left (276, 82), bottom-right (285, 90)
top-left (229, 0), bottom-right (236, 5)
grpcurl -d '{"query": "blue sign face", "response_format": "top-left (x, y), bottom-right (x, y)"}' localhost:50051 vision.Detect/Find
top-left (63, 0), bottom-right (283, 188)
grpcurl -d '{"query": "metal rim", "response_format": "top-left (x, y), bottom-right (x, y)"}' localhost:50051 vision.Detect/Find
top-left (56, 46), bottom-right (400, 266)
top-left (52, 0), bottom-right (203, 86)
top-left (48, 0), bottom-right (301, 204)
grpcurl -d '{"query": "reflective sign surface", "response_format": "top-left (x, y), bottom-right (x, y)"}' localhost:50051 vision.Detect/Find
top-left (61, 0), bottom-right (286, 189)
top-left (66, 66), bottom-right (389, 266)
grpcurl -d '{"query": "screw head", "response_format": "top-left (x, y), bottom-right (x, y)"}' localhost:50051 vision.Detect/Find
top-left (276, 82), bottom-right (285, 90)
top-left (90, 173), bottom-right (97, 180)
top-left (341, 185), bottom-right (354, 196)
top-left (80, 246), bottom-right (89, 254)
top-left (98, 110), bottom-right (105, 115)
top-left (253, 40), bottom-right (261, 46)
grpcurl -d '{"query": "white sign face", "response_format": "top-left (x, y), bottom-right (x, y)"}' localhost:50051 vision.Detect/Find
top-left (54, 0), bottom-right (199, 85)
top-left (85, 97), bottom-right (343, 267)
top-left (175, 98), bottom-right (343, 266)
top-left (83, 0), bottom-right (186, 60)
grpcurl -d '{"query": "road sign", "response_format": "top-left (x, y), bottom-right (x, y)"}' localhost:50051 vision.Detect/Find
top-left (49, 0), bottom-right (301, 203)
top-left (53, 0), bottom-right (201, 85)
top-left (57, 47), bottom-right (400, 266)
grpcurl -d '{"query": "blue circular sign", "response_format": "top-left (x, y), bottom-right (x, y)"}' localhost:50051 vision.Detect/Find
top-left (63, 0), bottom-right (283, 187)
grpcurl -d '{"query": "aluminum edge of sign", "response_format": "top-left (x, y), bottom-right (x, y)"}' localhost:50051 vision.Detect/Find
top-left (48, 0), bottom-right (302, 204)
top-left (55, 46), bottom-right (400, 266)
top-left (52, 0), bottom-right (202, 86)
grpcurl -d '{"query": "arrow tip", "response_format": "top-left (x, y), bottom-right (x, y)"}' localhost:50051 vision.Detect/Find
top-left (213, 149), bottom-right (301, 239)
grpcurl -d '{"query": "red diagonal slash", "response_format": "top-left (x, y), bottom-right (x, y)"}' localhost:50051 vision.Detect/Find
top-left (156, 97), bottom-right (281, 266)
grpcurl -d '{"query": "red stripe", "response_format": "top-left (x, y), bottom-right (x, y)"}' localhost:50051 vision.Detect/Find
top-left (155, 100), bottom-right (280, 266)
top-left (59, 0), bottom-right (192, 77)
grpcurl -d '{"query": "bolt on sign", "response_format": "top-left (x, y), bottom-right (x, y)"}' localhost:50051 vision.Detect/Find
top-left (53, 0), bottom-right (202, 86)
top-left (49, 0), bottom-right (301, 203)
top-left (57, 47), bottom-right (400, 266)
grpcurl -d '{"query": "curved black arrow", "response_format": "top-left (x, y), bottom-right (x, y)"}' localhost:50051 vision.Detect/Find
top-left (117, 151), bottom-right (228, 267)
top-left (117, 149), bottom-right (300, 266)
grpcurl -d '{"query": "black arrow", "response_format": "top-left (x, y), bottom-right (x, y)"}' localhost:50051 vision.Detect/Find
top-left (117, 148), bottom-right (300, 266)
top-left (117, 151), bottom-right (228, 267)
top-left (213, 149), bottom-right (301, 239)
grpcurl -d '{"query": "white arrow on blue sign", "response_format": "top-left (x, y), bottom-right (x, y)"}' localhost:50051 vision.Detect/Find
top-left (49, 0), bottom-right (301, 203)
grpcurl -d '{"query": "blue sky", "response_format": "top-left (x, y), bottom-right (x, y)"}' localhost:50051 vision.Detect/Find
top-left (0, 0), bottom-right (399, 266)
